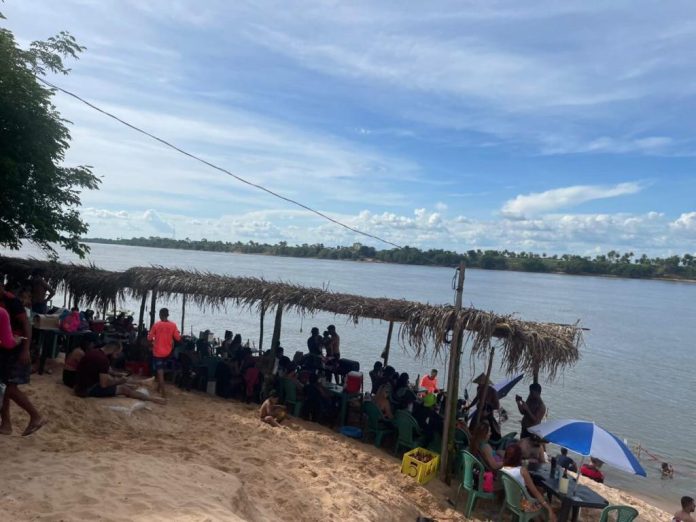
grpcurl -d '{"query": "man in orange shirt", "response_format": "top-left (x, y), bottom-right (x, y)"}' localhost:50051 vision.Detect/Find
top-left (147, 308), bottom-right (181, 399)
top-left (420, 369), bottom-right (439, 394)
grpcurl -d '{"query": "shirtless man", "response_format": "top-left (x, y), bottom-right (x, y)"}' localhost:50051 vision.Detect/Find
top-left (30, 269), bottom-right (55, 315)
top-left (673, 496), bottom-right (695, 522)
top-left (259, 391), bottom-right (286, 427)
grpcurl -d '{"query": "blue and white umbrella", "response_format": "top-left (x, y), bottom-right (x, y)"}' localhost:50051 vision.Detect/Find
top-left (467, 373), bottom-right (524, 420)
top-left (529, 419), bottom-right (646, 477)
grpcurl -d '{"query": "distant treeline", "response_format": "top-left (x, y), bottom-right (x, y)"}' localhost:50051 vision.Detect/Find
top-left (85, 237), bottom-right (696, 281)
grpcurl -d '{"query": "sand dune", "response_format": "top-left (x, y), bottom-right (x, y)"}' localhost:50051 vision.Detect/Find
top-left (0, 374), bottom-right (672, 521)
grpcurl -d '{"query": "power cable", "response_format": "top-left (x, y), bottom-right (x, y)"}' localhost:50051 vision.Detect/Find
top-left (36, 77), bottom-right (403, 249)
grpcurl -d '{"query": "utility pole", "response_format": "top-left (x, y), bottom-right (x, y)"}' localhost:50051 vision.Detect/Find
top-left (439, 262), bottom-right (465, 483)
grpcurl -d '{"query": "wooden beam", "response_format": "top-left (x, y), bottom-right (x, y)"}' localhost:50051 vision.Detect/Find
top-left (382, 320), bottom-right (394, 366)
top-left (149, 289), bottom-right (157, 329)
top-left (270, 303), bottom-right (283, 354)
top-left (258, 300), bottom-right (266, 353)
top-left (440, 262), bottom-right (466, 483)
top-left (180, 293), bottom-right (187, 333)
top-left (137, 291), bottom-right (147, 335)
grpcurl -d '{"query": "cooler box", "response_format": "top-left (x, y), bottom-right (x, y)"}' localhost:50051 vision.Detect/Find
top-left (343, 371), bottom-right (363, 394)
top-left (33, 314), bottom-right (61, 329)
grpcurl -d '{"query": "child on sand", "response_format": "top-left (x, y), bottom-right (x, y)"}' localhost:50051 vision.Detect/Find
top-left (260, 391), bottom-right (286, 427)
top-left (147, 308), bottom-right (181, 398)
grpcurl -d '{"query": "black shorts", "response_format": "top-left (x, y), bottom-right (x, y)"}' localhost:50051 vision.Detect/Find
top-left (87, 384), bottom-right (117, 398)
top-left (0, 346), bottom-right (31, 385)
top-left (63, 369), bottom-right (77, 388)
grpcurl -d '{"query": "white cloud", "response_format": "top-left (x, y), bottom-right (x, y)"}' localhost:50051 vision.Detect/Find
top-left (501, 182), bottom-right (643, 218)
top-left (81, 206), bottom-right (696, 256)
top-left (671, 212), bottom-right (696, 235)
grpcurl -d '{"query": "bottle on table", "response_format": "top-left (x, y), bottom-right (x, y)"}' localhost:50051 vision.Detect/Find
top-left (559, 467), bottom-right (569, 494)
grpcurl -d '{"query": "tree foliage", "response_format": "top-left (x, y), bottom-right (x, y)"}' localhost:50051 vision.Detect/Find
top-left (0, 17), bottom-right (100, 258)
top-left (85, 237), bottom-right (696, 281)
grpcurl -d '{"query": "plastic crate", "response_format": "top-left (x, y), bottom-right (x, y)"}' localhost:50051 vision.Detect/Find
top-left (400, 447), bottom-right (440, 485)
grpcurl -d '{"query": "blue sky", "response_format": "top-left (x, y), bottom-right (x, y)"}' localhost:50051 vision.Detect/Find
top-left (4, 0), bottom-right (696, 254)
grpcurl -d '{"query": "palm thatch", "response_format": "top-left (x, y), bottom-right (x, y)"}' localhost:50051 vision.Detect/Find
top-left (0, 256), bottom-right (582, 378)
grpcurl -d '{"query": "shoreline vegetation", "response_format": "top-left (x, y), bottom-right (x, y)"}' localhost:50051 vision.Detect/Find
top-left (84, 237), bottom-right (696, 282)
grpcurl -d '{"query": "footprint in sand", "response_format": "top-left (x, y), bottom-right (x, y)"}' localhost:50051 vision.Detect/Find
top-left (242, 456), bottom-right (264, 466)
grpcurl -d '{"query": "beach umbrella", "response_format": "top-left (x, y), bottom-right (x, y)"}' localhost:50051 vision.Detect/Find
top-left (528, 419), bottom-right (646, 477)
top-left (467, 373), bottom-right (524, 420)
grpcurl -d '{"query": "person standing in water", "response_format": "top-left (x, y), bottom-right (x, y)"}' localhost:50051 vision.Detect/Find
top-left (147, 308), bottom-right (181, 399)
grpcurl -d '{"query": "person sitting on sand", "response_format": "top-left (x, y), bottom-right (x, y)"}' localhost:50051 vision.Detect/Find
top-left (147, 307), bottom-right (181, 398)
top-left (63, 334), bottom-right (97, 389)
top-left (74, 342), bottom-right (163, 403)
top-left (260, 391), bottom-right (286, 427)
top-left (674, 496), bottom-right (695, 522)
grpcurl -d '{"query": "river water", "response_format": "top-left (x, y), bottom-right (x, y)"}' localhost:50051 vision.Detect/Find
top-left (3, 243), bottom-right (694, 507)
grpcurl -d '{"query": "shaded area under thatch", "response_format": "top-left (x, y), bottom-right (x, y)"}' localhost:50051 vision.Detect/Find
top-left (0, 255), bottom-right (582, 378)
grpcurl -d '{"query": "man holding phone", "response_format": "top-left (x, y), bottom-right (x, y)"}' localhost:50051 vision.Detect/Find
top-left (517, 383), bottom-right (546, 438)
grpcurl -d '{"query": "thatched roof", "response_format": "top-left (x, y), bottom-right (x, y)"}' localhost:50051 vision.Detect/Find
top-left (0, 256), bottom-right (582, 378)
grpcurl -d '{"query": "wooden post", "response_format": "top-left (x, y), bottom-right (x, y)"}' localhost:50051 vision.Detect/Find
top-left (532, 365), bottom-right (540, 385)
top-left (101, 301), bottom-right (107, 320)
top-left (270, 303), bottom-right (283, 353)
top-left (180, 293), bottom-right (187, 333)
top-left (440, 262), bottom-right (466, 483)
top-left (475, 347), bottom-right (496, 426)
top-left (382, 320), bottom-right (394, 366)
top-left (137, 292), bottom-right (147, 334)
top-left (258, 300), bottom-right (266, 353)
top-left (149, 289), bottom-right (157, 329)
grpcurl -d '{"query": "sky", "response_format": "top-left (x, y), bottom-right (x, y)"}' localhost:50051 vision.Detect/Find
top-left (4, 0), bottom-right (696, 255)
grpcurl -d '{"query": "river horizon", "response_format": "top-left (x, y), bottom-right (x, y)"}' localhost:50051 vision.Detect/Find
top-left (2, 242), bottom-right (693, 511)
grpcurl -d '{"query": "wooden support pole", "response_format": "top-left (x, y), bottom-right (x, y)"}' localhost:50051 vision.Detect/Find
top-left (382, 320), bottom-right (394, 366)
top-left (533, 366), bottom-right (540, 385)
top-left (180, 293), bottom-right (187, 333)
top-left (101, 301), bottom-right (107, 320)
top-left (440, 262), bottom-right (465, 483)
top-left (270, 303), bottom-right (283, 354)
top-left (258, 301), bottom-right (266, 353)
top-left (137, 292), bottom-right (147, 334)
top-left (149, 289), bottom-right (157, 329)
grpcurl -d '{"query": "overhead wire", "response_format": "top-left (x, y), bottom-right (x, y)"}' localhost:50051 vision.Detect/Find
top-left (36, 76), bottom-right (403, 249)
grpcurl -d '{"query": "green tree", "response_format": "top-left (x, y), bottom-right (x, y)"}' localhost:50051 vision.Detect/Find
top-left (0, 16), bottom-right (100, 258)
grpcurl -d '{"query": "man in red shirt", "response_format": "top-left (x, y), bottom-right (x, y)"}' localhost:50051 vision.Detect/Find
top-left (0, 283), bottom-right (45, 436)
top-left (147, 308), bottom-right (181, 398)
top-left (420, 369), bottom-right (439, 394)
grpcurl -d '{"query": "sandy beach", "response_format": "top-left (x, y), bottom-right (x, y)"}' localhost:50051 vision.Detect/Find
top-left (0, 374), bottom-right (673, 522)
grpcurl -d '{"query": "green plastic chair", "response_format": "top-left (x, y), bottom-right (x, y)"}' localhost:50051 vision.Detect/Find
top-left (283, 378), bottom-right (303, 417)
top-left (499, 470), bottom-right (548, 522)
top-left (599, 505), bottom-right (639, 522)
top-left (454, 450), bottom-right (497, 517)
top-left (362, 401), bottom-right (395, 448)
top-left (393, 410), bottom-right (425, 454)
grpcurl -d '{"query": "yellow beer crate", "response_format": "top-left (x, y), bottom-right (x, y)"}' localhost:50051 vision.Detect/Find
top-left (401, 447), bottom-right (440, 485)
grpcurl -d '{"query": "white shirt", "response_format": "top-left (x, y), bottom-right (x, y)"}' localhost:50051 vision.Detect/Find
top-left (502, 466), bottom-right (526, 489)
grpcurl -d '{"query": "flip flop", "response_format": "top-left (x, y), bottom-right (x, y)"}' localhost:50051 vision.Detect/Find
top-left (22, 418), bottom-right (48, 437)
